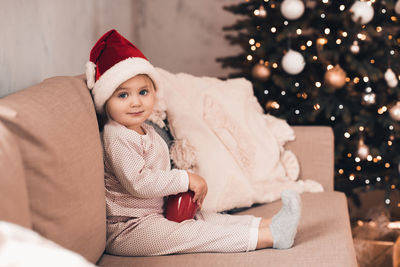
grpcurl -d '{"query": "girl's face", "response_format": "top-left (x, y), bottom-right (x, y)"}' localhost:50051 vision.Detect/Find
top-left (105, 74), bottom-right (156, 134)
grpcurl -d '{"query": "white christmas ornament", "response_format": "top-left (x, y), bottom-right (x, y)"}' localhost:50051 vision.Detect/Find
top-left (350, 1), bottom-right (374, 24)
top-left (281, 49), bottom-right (305, 75)
top-left (281, 0), bottom-right (305, 20)
top-left (385, 68), bottom-right (398, 88)
top-left (395, 0), bottom-right (400, 15)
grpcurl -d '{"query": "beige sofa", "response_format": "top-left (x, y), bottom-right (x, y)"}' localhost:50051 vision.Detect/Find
top-left (0, 75), bottom-right (357, 266)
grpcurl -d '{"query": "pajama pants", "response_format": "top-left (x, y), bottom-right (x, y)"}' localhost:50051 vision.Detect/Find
top-left (105, 211), bottom-right (262, 256)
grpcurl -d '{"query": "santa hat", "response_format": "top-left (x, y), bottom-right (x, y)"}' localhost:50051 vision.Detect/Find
top-left (86, 29), bottom-right (164, 114)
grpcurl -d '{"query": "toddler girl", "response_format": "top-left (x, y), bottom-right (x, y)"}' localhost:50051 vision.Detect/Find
top-left (86, 29), bottom-right (301, 256)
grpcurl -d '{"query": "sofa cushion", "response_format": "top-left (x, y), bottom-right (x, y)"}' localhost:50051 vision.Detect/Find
top-left (0, 76), bottom-right (106, 263)
top-left (0, 119), bottom-right (31, 228)
top-left (97, 192), bottom-right (357, 267)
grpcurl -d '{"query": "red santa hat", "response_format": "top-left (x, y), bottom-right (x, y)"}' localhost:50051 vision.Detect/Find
top-left (86, 29), bottom-right (163, 113)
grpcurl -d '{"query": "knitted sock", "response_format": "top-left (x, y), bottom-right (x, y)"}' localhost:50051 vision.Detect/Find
top-left (269, 190), bottom-right (301, 249)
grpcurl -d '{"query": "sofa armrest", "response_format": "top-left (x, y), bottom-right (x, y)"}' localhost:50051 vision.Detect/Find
top-left (285, 126), bottom-right (334, 192)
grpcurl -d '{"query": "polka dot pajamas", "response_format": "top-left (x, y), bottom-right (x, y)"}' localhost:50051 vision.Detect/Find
top-left (102, 120), bottom-right (261, 256)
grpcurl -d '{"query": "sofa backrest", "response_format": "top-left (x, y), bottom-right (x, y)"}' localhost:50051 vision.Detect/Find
top-left (0, 75), bottom-right (106, 263)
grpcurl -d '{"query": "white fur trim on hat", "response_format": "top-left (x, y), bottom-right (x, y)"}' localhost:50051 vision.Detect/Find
top-left (85, 61), bottom-right (96, 90)
top-left (91, 57), bottom-right (164, 113)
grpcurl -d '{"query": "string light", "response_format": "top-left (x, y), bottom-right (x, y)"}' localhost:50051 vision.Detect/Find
top-left (339, 104), bottom-right (344, 109)
top-left (306, 40), bottom-right (312, 46)
top-left (271, 27), bottom-right (277, 33)
top-left (247, 55), bottom-right (253, 61)
top-left (249, 39), bottom-right (255, 45)
top-left (363, 76), bottom-right (369, 82)
top-left (378, 106), bottom-right (388, 114)
top-left (339, 5), bottom-right (345, 11)
top-left (376, 26), bottom-right (382, 32)
top-left (324, 28), bottom-right (331, 35)
top-left (321, 13), bottom-right (326, 19)
top-left (296, 29), bottom-right (302, 35)
top-left (349, 174), bottom-right (355, 181)
top-left (317, 38), bottom-right (328, 45)
top-left (377, 177), bottom-right (381, 182)
top-left (367, 155), bottom-right (373, 161)
top-left (357, 33), bottom-right (367, 40)
top-left (284, 21), bottom-right (289, 26)
top-left (315, 82), bottom-right (322, 87)
top-left (342, 32), bottom-right (348, 37)
top-left (344, 132), bottom-right (351, 138)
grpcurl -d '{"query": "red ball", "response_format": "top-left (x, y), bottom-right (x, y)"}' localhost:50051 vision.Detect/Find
top-left (165, 191), bottom-right (198, 223)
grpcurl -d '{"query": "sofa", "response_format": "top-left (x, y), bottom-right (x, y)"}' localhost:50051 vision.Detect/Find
top-left (0, 74), bottom-right (357, 266)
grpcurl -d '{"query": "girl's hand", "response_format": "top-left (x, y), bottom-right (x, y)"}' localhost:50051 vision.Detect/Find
top-left (188, 172), bottom-right (208, 208)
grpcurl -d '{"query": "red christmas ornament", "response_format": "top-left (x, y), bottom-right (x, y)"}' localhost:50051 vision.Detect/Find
top-left (165, 191), bottom-right (199, 223)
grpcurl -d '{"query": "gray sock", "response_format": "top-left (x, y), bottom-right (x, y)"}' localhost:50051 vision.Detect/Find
top-left (269, 190), bottom-right (301, 249)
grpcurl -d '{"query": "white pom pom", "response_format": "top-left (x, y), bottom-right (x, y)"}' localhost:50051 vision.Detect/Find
top-left (85, 61), bottom-right (96, 90)
top-left (170, 139), bottom-right (197, 170)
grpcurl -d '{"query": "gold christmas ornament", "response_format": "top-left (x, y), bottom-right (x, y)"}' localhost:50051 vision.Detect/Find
top-left (324, 65), bottom-right (347, 88)
top-left (389, 102), bottom-right (400, 121)
top-left (396, 0), bottom-right (400, 15)
top-left (251, 63), bottom-right (271, 81)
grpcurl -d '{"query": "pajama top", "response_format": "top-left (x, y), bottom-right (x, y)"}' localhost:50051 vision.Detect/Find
top-left (102, 120), bottom-right (189, 219)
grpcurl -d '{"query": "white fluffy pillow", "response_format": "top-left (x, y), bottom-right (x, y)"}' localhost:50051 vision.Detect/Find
top-left (155, 68), bottom-right (323, 212)
top-left (0, 221), bottom-right (96, 267)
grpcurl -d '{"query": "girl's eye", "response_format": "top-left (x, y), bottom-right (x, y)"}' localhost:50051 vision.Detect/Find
top-left (139, 89), bottom-right (148, 96)
top-left (118, 92), bottom-right (128, 99)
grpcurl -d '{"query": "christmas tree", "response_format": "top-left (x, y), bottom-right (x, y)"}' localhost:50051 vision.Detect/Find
top-left (217, 0), bottom-right (400, 202)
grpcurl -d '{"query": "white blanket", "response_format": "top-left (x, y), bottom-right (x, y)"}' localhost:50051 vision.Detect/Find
top-left (153, 68), bottom-right (323, 212)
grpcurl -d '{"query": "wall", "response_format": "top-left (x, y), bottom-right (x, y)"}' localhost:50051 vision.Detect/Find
top-left (0, 0), bottom-right (242, 97)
